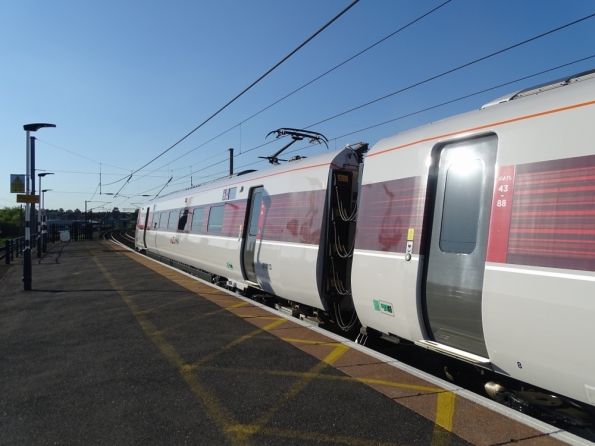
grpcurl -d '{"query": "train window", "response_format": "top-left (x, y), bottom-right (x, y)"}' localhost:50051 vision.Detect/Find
top-left (168, 211), bottom-right (178, 230)
top-left (191, 208), bottom-right (205, 232)
top-left (159, 212), bottom-right (168, 229)
top-left (152, 213), bottom-right (159, 229)
top-left (178, 210), bottom-right (189, 231)
top-left (207, 205), bottom-right (225, 233)
top-left (248, 191), bottom-right (263, 237)
top-left (439, 159), bottom-right (483, 254)
top-left (228, 187), bottom-right (236, 200)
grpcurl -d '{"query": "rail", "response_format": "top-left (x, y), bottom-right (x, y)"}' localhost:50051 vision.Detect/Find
top-left (102, 229), bottom-right (136, 250)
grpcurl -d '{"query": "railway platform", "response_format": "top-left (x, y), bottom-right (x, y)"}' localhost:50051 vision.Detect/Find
top-left (0, 240), bottom-right (589, 445)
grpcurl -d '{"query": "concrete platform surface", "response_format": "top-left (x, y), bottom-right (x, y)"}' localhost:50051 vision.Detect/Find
top-left (0, 240), bottom-right (588, 445)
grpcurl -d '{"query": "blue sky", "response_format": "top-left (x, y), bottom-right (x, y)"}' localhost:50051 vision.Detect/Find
top-left (2, 0), bottom-right (594, 213)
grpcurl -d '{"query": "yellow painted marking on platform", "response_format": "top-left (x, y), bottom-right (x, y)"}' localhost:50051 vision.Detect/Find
top-left (90, 253), bottom-right (250, 446)
top-left (121, 249), bottom-right (458, 440)
top-left (227, 301), bottom-right (249, 308)
top-left (322, 343), bottom-right (350, 365)
top-left (138, 297), bottom-right (193, 314)
top-left (435, 391), bottom-right (455, 430)
top-left (156, 307), bottom-right (231, 335)
top-left (185, 318), bottom-right (287, 372)
top-left (237, 344), bottom-right (350, 442)
top-left (356, 377), bottom-right (441, 393)
top-left (281, 337), bottom-right (341, 346)
top-left (237, 315), bottom-right (283, 321)
top-left (235, 314), bottom-right (284, 320)
top-left (201, 289), bottom-right (230, 295)
top-left (429, 391), bottom-right (456, 446)
top-left (195, 364), bottom-right (442, 393)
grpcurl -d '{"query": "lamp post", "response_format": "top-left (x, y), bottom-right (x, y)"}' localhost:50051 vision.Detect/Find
top-left (23, 123), bottom-right (55, 291)
top-left (41, 189), bottom-right (52, 252)
top-left (37, 173), bottom-right (54, 257)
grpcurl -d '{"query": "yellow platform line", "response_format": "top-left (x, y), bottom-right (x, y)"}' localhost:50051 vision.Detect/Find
top-left (282, 337), bottom-right (348, 346)
top-left (436, 391), bottom-right (456, 430)
top-left (91, 252), bottom-right (251, 446)
top-left (155, 307), bottom-right (235, 335)
top-left (183, 318), bottom-right (287, 372)
top-left (120, 246), bottom-right (457, 440)
top-left (234, 344), bottom-right (350, 442)
top-left (138, 297), bottom-right (193, 314)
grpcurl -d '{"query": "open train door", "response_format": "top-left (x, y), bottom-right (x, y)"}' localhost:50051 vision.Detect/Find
top-left (241, 186), bottom-right (264, 285)
top-left (142, 208), bottom-right (150, 249)
top-left (136, 207), bottom-right (150, 250)
top-left (420, 134), bottom-right (498, 362)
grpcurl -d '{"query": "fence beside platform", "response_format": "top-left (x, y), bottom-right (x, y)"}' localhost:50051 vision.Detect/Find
top-left (2, 237), bottom-right (24, 265)
top-left (48, 223), bottom-right (93, 242)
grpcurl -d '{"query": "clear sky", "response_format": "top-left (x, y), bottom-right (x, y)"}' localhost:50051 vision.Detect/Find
top-left (2, 0), bottom-right (594, 213)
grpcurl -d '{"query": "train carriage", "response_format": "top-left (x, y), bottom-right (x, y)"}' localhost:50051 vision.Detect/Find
top-left (352, 70), bottom-right (595, 407)
top-left (137, 147), bottom-right (361, 312)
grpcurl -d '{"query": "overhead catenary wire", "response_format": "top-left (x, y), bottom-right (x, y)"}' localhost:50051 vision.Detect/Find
top-left (30, 8), bottom-right (595, 212)
top-left (130, 53), bottom-right (595, 200)
top-left (104, 0), bottom-right (361, 188)
top-left (304, 11), bottom-right (595, 130)
top-left (35, 139), bottom-right (133, 172)
top-left (127, 4), bottom-right (595, 192)
top-left (131, 0), bottom-right (453, 183)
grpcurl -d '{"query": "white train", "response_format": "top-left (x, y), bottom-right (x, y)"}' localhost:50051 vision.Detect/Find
top-left (136, 69), bottom-right (595, 415)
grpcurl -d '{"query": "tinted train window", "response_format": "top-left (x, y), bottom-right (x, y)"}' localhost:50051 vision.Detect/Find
top-left (207, 205), bottom-right (225, 233)
top-left (439, 160), bottom-right (483, 254)
top-left (191, 208), bottom-right (205, 232)
top-left (159, 212), bottom-right (168, 229)
top-left (168, 211), bottom-right (178, 230)
top-left (248, 191), bottom-right (262, 237)
top-left (152, 213), bottom-right (159, 229)
top-left (178, 210), bottom-right (189, 230)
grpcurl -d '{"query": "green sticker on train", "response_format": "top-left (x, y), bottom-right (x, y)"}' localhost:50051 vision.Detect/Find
top-left (373, 299), bottom-right (394, 316)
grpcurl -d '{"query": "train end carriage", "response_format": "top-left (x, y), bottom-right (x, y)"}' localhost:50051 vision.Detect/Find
top-left (352, 70), bottom-right (595, 408)
top-left (136, 145), bottom-right (363, 316)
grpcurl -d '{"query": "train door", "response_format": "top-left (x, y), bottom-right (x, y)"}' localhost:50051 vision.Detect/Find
top-left (322, 169), bottom-right (357, 299)
top-left (241, 187), bottom-right (263, 284)
top-left (423, 134), bottom-right (497, 359)
top-left (142, 208), bottom-right (150, 249)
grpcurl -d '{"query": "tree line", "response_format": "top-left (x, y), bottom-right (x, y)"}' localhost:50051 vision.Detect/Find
top-left (0, 206), bottom-right (138, 239)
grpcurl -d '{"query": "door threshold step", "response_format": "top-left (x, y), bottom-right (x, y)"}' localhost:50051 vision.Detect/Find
top-left (415, 340), bottom-right (492, 369)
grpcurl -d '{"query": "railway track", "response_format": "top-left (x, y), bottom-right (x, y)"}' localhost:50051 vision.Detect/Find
top-left (102, 229), bottom-right (136, 249)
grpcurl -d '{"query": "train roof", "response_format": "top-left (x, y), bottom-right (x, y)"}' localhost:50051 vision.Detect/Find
top-left (480, 68), bottom-right (595, 108)
top-left (367, 68), bottom-right (595, 159)
top-left (143, 145), bottom-right (357, 207)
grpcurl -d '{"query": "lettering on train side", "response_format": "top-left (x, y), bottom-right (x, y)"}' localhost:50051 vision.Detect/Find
top-left (259, 262), bottom-right (272, 270)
